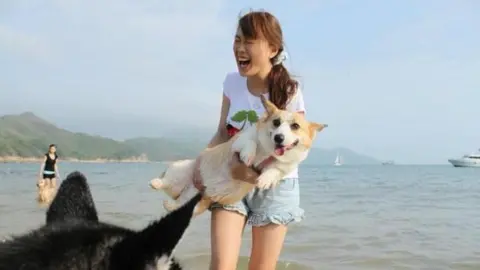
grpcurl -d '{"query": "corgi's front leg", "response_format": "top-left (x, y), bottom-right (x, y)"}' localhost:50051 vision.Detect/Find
top-left (239, 140), bottom-right (257, 167)
top-left (256, 167), bottom-right (284, 189)
top-left (231, 126), bottom-right (257, 166)
top-left (149, 177), bottom-right (164, 190)
top-left (163, 199), bottom-right (179, 212)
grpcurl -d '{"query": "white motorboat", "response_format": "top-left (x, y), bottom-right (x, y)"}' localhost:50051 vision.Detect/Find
top-left (448, 149), bottom-right (480, 168)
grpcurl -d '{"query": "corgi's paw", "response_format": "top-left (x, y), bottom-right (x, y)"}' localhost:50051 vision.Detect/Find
top-left (163, 199), bottom-right (178, 212)
top-left (256, 176), bottom-right (278, 190)
top-left (239, 140), bottom-right (257, 166)
top-left (150, 178), bottom-right (164, 190)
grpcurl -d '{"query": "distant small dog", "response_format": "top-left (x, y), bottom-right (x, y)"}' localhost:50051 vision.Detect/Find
top-left (150, 95), bottom-right (327, 216)
top-left (36, 178), bottom-right (56, 205)
top-left (0, 171), bottom-right (200, 270)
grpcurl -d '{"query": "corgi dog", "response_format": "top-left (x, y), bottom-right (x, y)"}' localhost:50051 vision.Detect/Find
top-left (150, 95), bottom-right (327, 216)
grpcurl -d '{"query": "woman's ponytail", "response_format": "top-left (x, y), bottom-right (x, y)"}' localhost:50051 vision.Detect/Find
top-left (267, 49), bottom-right (298, 109)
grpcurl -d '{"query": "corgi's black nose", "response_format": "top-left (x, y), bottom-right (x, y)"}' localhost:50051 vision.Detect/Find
top-left (274, 134), bottom-right (285, 144)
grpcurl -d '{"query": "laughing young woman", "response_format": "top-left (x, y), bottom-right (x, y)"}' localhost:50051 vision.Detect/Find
top-left (193, 10), bottom-right (306, 270)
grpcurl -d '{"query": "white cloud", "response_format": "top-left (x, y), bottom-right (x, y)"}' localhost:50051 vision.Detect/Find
top-left (0, 0), bottom-right (237, 127)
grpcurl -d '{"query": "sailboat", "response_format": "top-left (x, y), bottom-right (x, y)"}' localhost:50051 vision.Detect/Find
top-left (334, 152), bottom-right (342, 166)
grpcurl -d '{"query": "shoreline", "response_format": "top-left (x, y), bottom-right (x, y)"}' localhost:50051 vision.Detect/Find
top-left (0, 156), bottom-right (153, 164)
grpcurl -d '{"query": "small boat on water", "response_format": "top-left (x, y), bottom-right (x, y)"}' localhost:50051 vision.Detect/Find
top-left (382, 160), bottom-right (395, 165)
top-left (334, 152), bottom-right (342, 166)
top-left (448, 149), bottom-right (480, 168)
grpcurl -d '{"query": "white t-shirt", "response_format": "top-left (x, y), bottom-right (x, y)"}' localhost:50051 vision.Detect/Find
top-left (222, 72), bottom-right (306, 179)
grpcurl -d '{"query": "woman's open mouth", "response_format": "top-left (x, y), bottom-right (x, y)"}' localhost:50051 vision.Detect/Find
top-left (237, 59), bottom-right (251, 70)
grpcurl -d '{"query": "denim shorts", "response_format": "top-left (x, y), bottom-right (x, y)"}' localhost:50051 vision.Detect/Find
top-left (209, 178), bottom-right (304, 227)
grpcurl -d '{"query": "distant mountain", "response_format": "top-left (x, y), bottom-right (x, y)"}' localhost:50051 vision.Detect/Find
top-left (123, 137), bottom-right (204, 161)
top-left (0, 112), bottom-right (200, 161)
top-left (0, 112), bottom-right (379, 164)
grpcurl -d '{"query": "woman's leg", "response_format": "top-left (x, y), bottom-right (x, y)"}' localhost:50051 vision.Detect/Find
top-left (49, 177), bottom-right (57, 188)
top-left (246, 178), bottom-right (304, 270)
top-left (209, 201), bottom-right (248, 270)
top-left (249, 224), bottom-right (287, 270)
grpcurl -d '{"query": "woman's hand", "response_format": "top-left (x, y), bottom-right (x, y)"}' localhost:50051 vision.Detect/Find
top-left (194, 152), bottom-right (260, 192)
top-left (230, 152), bottom-right (260, 184)
top-left (192, 157), bottom-right (206, 192)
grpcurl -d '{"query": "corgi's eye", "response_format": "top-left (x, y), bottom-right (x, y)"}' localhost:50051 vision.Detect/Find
top-left (291, 123), bottom-right (300, 130)
top-left (272, 118), bottom-right (281, 127)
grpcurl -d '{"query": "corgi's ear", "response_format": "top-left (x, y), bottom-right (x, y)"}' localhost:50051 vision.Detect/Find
top-left (260, 95), bottom-right (278, 115)
top-left (309, 123), bottom-right (327, 133)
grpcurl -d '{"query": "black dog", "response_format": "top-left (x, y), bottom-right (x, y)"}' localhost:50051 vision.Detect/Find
top-left (0, 171), bottom-right (201, 270)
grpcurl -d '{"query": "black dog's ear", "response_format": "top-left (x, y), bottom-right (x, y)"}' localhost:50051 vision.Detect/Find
top-left (46, 171), bottom-right (99, 224)
top-left (108, 193), bottom-right (202, 269)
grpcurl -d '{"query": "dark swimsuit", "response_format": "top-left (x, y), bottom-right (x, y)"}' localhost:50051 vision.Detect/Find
top-left (43, 153), bottom-right (58, 179)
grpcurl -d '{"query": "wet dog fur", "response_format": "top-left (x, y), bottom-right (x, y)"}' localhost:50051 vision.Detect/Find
top-left (150, 95), bottom-right (326, 216)
top-left (36, 178), bottom-right (56, 205)
top-left (0, 171), bottom-right (200, 270)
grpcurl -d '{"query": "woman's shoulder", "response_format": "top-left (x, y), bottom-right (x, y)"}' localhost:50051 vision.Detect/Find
top-left (286, 85), bottom-right (306, 113)
top-left (223, 71), bottom-right (244, 85)
top-left (222, 71), bottom-right (246, 99)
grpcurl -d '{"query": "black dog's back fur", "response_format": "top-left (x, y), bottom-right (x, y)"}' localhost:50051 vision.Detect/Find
top-left (0, 171), bottom-right (201, 270)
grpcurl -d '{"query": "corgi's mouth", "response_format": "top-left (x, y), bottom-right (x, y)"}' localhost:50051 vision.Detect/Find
top-left (274, 139), bottom-right (299, 156)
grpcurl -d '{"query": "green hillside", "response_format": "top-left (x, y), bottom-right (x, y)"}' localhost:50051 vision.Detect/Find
top-left (0, 112), bottom-right (379, 164)
top-left (0, 112), bottom-right (200, 161)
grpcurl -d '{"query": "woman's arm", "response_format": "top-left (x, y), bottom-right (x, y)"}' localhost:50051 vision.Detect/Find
top-left (207, 94), bottom-right (231, 148)
top-left (38, 156), bottom-right (46, 178)
top-left (54, 159), bottom-right (60, 178)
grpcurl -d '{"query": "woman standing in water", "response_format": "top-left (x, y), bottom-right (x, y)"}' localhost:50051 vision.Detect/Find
top-left (38, 144), bottom-right (60, 188)
top-left (194, 10), bottom-right (307, 270)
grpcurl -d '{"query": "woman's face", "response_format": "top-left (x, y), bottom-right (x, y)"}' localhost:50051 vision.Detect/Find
top-left (233, 27), bottom-right (278, 77)
top-left (49, 146), bottom-right (56, 153)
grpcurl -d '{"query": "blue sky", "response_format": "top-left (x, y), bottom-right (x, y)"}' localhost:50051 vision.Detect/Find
top-left (0, 0), bottom-right (479, 164)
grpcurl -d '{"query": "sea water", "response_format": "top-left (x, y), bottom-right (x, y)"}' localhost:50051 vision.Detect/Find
top-left (0, 162), bottom-right (479, 269)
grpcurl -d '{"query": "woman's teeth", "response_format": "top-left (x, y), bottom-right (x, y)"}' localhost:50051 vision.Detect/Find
top-left (238, 60), bottom-right (250, 68)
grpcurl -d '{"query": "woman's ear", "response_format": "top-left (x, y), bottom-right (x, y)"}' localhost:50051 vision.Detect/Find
top-left (269, 45), bottom-right (279, 60)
